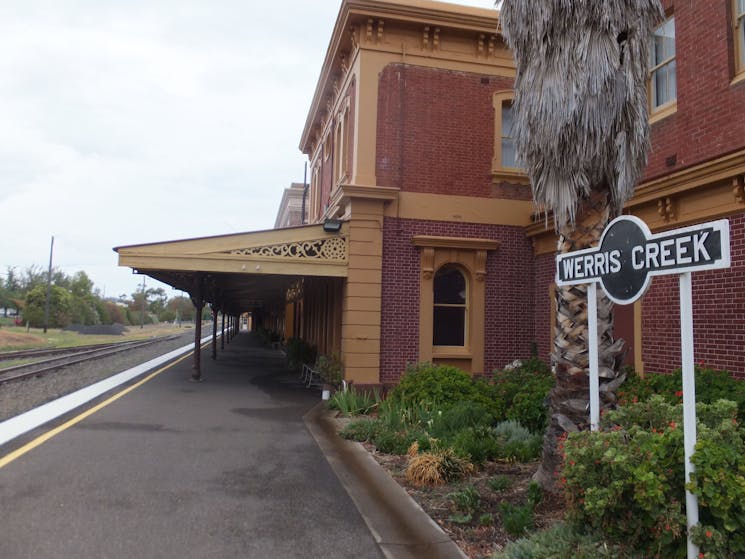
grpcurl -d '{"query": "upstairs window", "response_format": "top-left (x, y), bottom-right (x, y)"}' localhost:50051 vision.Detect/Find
top-left (650, 17), bottom-right (677, 111)
top-left (492, 91), bottom-right (528, 184)
top-left (433, 266), bottom-right (467, 347)
top-left (736, 0), bottom-right (745, 75)
top-left (501, 101), bottom-right (518, 168)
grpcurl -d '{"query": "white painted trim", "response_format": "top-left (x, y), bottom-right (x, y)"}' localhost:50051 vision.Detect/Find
top-left (679, 273), bottom-right (700, 559)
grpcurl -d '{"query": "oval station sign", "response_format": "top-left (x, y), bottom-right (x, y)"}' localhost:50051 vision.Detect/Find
top-left (556, 215), bottom-right (731, 304)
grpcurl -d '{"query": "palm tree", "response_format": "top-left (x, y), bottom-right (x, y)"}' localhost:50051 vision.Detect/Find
top-left (500, 0), bottom-right (663, 489)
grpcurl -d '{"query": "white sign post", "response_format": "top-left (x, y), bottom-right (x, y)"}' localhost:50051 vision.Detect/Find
top-left (555, 215), bottom-right (730, 559)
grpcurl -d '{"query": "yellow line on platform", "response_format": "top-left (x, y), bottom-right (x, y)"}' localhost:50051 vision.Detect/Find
top-left (0, 349), bottom-right (198, 469)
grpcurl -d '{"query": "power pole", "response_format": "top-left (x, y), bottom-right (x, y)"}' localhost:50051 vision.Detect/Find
top-left (43, 236), bottom-right (54, 334)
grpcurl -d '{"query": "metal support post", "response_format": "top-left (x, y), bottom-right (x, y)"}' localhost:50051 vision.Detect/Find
top-left (587, 283), bottom-right (600, 431)
top-left (680, 272), bottom-right (700, 559)
top-left (191, 275), bottom-right (203, 381)
top-left (211, 307), bottom-right (217, 360)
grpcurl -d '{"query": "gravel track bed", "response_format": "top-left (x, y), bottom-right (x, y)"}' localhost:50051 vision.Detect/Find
top-left (0, 331), bottom-right (196, 422)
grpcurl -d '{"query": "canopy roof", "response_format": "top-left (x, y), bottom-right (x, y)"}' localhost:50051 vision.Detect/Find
top-left (115, 223), bottom-right (348, 313)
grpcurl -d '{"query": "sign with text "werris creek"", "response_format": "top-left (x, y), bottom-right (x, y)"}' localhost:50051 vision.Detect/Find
top-left (554, 214), bottom-right (731, 559)
top-left (556, 215), bottom-right (731, 304)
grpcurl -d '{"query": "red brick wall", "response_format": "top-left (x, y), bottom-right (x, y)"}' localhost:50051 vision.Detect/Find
top-left (643, 0), bottom-right (745, 181)
top-left (376, 64), bottom-right (529, 198)
top-left (380, 217), bottom-right (535, 384)
top-left (641, 211), bottom-right (745, 379)
top-left (533, 253), bottom-right (555, 363)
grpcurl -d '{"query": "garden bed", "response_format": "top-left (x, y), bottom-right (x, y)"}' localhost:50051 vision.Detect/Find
top-left (362, 443), bottom-right (565, 558)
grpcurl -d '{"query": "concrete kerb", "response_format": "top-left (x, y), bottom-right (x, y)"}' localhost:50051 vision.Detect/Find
top-left (304, 403), bottom-right (468, 559)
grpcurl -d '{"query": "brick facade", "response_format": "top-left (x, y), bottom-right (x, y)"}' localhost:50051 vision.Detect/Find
top-left (533, 252), bottom-right (555, 363)
top-left (641, 211), bottom-right (745, 380)
top-left (376, 63), bottom-right (529, 199)
top-left (643, 0), bottom-right (745, 181)
top-left (379, 217), bottom-right (535, 384)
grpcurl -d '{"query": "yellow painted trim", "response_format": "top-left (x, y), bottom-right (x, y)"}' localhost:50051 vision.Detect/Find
top-left (300, 0), bottom-right (514, 154)
top-left (416, 240), bottom-right (495, 374)
top-left (0, 350), bottom-right (194, 469)
top-left (412, 235), bottom-right (499, 251)
top-left (632, 149), bottom-right (745, 206)
top-left (734, 0), bottom-right (745, 80)
top-left (527, 148), bottom-right (745, 255)
top-left (648, 100), bottom-right (677, 125)
top-left (390, 191), bottom-right (534, 226)
top-left (118, 255), bottom-right (348, 278)
top-left (491, 91), bottom-right (528, 182)
top-left (116, 223), bottom-right (349, 255)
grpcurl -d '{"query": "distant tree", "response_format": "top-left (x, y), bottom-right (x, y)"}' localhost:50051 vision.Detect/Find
top-left (101, 300), bottom-right (126, 324)
top-left (70, 295), bottom-right (99, 325)
top-left (20, 265), bottom-right (47, 292)
top-left (166, 296), bottom-right (195, 322)
top-left (4, 267), bottom-right (21, 293)
top-left (70, 271), bottom-right (94, 297)
top-left (146, 287), bottom-right (167, 316)
top-left (24, 285), bottom-right (72, 328)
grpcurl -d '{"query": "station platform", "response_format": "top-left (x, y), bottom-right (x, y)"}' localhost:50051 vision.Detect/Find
top-left (0, 333), bottom-right (383, 559)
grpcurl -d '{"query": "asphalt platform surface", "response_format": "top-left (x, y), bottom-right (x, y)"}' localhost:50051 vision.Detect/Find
top-left (0, 333), bottom-right (385, 559)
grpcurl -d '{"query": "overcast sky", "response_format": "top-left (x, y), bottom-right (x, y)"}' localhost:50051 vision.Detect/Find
top-left (0, 0), bottom-right (498, 300)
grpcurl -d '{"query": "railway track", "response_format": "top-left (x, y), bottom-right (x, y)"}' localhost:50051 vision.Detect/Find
top-left (0, 336), bottom-right (183, 384)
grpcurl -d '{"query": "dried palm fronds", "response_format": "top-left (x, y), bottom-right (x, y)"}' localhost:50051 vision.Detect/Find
top-left (500, 0), bottom-right (664, 228)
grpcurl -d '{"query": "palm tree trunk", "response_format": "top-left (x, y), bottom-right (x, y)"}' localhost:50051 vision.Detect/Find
top-left (534, 190), bottom-right (626, 491)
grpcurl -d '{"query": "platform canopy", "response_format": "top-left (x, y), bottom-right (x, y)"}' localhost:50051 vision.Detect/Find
top-left (114, 223), bottom-right (348, 314)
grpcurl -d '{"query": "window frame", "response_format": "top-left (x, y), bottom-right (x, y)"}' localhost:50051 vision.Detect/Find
top-left (649, 16), bottom-right (677, 122)
top-left (333, 97), bottom-right (351, 188)
top-left (491, 91), bottom-right (529, 185)
top-left (432, 265), bottom-right (469, 348)
top-left (735, 0), bottom-right (745, 79)
top-left (413, 236), bottom-right (499, 375)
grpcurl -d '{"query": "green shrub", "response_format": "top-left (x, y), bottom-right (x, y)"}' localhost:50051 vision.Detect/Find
top-left (428, 401), bottom-right (495, 439)
top-left (377, 398), bottom-right (432, 432)
top-left (488, 475), bottom-right (512, 492)
top-left (451, 426), bottom-right (501, 465)
top-left (688, 405), bottom-right (745, 556)
top-left (449, 485), bottom-right (481, 515)
top-left (499, 502), bottom-right (534, 536)
top-left (374, 428), bottom-right (423, 455)
top-left (486, 357), bottom-right (553, 433)
top-left (492, 420), bottom-right (543, 462)
top-left (619, 366), bottom-right (745, 423)
top-left (563, 397), bottom-right (745, 558)
top-left (329, 387), bottom-right (380, 416)
top-left (493, 523), bottom-right (626, 559)
top-left (340, 418), bottom-right (381, 442)
top-left (389, 363), bottom-right (485, 409)
top-left (478, 512), bottom-right (494, 526)
top-left (526, 481), bottom-right (542, 508)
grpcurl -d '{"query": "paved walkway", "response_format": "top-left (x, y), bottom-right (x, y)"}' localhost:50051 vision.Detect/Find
top-left (0, 333), bottom-right (383, 559)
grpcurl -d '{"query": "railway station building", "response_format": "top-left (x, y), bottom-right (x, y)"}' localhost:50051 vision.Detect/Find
top-left (116, 0), bottom-right (745, 385)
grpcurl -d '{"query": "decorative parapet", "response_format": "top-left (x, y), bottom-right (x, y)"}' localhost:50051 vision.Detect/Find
top-left (227, 236), bottom-right (347, 262)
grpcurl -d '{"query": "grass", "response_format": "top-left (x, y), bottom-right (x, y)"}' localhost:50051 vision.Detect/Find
top-left (0, 323), bottom-right (189, 353)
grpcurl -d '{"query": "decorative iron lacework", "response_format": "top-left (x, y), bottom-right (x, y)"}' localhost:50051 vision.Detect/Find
top-left (228, 236), bottom-right (347, 261)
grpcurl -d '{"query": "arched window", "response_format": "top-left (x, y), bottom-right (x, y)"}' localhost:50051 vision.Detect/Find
top-left (433, 266), bottom-right (467, 346)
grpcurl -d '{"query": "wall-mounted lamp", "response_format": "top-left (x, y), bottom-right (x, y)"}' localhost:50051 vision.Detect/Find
top-left (322, 219), bottom-right (342, 233)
